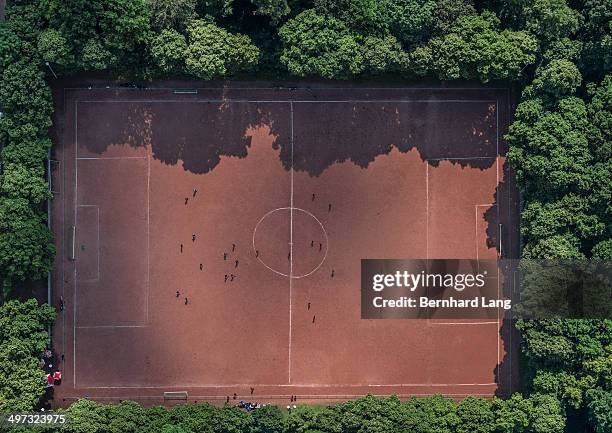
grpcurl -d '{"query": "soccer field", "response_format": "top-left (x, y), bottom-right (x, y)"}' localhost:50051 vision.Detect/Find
top-left (49, 84), bottom-right (519, 405)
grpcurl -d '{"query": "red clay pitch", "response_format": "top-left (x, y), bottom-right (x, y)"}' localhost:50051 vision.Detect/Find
top-left (50, 84), bottom-right (518, 406)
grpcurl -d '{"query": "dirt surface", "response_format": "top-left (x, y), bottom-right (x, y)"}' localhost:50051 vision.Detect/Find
top-left (49, 84), bottom-right (519, 406)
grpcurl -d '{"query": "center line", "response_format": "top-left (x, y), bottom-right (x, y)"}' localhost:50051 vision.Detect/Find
top-left (289, 101), bottom-right (294, 384)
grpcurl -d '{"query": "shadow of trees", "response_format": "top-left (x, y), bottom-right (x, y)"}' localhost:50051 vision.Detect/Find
top-left (78, 98), bottom-right (498, 175)
top-left (287, 100), bottom-right (498, 175)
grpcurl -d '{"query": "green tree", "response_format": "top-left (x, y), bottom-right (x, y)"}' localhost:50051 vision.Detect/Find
top-left (507, 75), bottom-right (611, 261)
top-left (530, 59), bottom-right (582, 99)
top-left (4, 3), bottom-right (44, 46)
top-left (278, 9), bottom-right (363, 79)
top-left (522, 235), bottom-right (584, 259)
top-left (150, 29), bottom-right (188, 74)
top-left (106, 400), bottom-right (147, 433)
top-left (523, 0), bottom-right (581, 45)
top-left (521, 195), bottom-right (604, 256)
top-left (0, 163), bottom-right (52, 206)
top-left (506, 97), bottom-right (593, 201)
top-left (252, 0), bottom-right (290, 25)
top-left (80, 38), bottom-right (115, 71)
top-left (0, 198), bottom-right (55, 284)
top-left (200, 0), bottom-right (235, 19)
top-left (0, 24), bottom-right (22, 74)
top-left (532, 370), bottom-right (596, 409)
top-left (250, 405), bottom-right (285, 433)
top-left (336, 394), bottom-right (404, 432)
top-left (579, 0), bottom-right (612, 78)
top-left (541, 38), bottom-right (582, 63)
top-left (41, 0), bottom-right (152, 72)
top-left (423, 12), bottom-right (538, 82)
top-left (147, 0), bottom-right (197, 31)
top-left (37, 28), bottom-right (72, 67)
top-left (529, 394), bottom-right (566, 433)
top-left (586, 76), bottom-right (612, 163)
top-left (0, 299), bottom-right (55, 411)
top-left (586, 389), bottom-right (612, 433)
top-left (382, 0), bottom-right (437, 46)
top-left (0, 61), bottom-right (53, 141)
top-left (456, 397), bottom-right (494, 433)
top-left (516, 317), bottom-right (612, 414)
top-left (592, 239), bottom-right (612, 258)
top-left (64, 398), bottom-right (108, 433)
top-left (361, 35), bottom-right (407, 75)
top-left (167, 402), bottom-right (251, 433)
top-left (185, 20), bottom-right (259, 79)
top-left (399, 394), bottom-right (460, 432)
top-left (285, 403), bottom-right (342, 433)
top-left (141, 406), bottom-right (173, 433)
top-left (313, 0), bottom-right (387, 35)
top-left (491, 394), bottom-right (532, 433)
top-left (431, 0), bottom-right (476, 36)
top-left (161, 425), bottom-right (188, 433)
top-left (0, 340), bottom-right (47, 412)
top-left (0, 139), bottom-right (52, 169)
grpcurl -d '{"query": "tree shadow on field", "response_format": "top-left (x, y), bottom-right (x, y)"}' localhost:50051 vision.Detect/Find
top-left (282, 100), bottom-right (498, 176)
top-left (485, 161), bottom-right (521, 397)
top-left (78, 100), bottom-right (289, 173)
top-left (79, 98), bottom-right (498, 175)
top-left (149, 101), bottom-right (291, 174)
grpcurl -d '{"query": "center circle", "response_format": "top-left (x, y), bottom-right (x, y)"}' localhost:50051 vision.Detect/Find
top-left (252, 207), bottom-right (328, 279)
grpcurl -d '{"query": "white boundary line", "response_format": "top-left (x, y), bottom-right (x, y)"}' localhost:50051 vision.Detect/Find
top-left (62, 393), bottom-right (500, 400)
top-left (76, 156), bottom-right (147, 160)
top-left (426, 163), bottom-right (428, 261)
top-left (78, 99), bottom-right (498, 104)
top-left (288, 101), bottom-right (294, 384)
top-left (66, 86), bottom-right (511, 91)
top-left (74, 382), bottom-right (498, 389)
top-left (496, 100), bottom-right (501, 368)
top-left (146, 143), bottom-right (151, 323)
top-left (60, 117), bottom-right (66, 373)
top-left (76, 325), bottom-right (148, 329)
top-left (73, 100), bottom-right (78, 387)
top-left (68, 94), bottom-right (511, 392)
top-left (427, 321), bottom-right (500, 325)
top-left (427, 156), bottom-right (496, 161)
